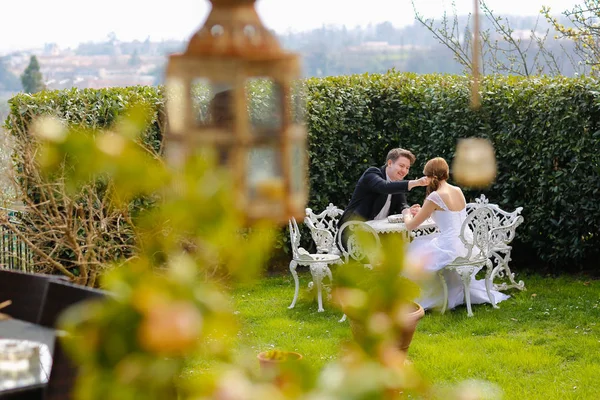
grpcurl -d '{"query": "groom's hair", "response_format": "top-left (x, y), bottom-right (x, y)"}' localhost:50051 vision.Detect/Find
top-left (386, 148), bottom-right (416, 165)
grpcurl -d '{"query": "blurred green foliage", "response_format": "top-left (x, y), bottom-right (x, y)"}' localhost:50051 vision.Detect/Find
top-left (38, 110), bottom-right (276, 398)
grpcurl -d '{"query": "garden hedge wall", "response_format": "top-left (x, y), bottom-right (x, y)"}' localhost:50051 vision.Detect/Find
top-left (305, 73), bottom-right (600, 271)
top-left (5, 86), bottom-right (165, 216)
top-left (5, 86), bottom-right (164, 153)
top-left (5, 72), bottom-right (600, 272)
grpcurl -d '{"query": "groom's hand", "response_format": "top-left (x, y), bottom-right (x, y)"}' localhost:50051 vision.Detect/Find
top-left (417, 176), bottom-right (430, 186)
top-left (408, 176), bottom-right (430, 190)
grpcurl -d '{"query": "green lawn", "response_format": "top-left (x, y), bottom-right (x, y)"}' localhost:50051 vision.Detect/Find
top-left (222, 271), bottom-right (600, 399)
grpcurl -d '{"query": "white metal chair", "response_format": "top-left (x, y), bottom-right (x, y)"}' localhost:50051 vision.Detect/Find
top-left (304, 204), bottom-right (344, 255)
top-left (337, 220), bottom-right (381, 267)
top-left (439, 206), bottom-right (497, 317)
top-left (287, 217), bottom-right (341, 312)
top-left (467, 195), bottom-right (525, 291)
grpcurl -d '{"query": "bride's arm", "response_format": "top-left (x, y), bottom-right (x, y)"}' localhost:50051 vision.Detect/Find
top-left (405, 200), bottom-right (438, 230)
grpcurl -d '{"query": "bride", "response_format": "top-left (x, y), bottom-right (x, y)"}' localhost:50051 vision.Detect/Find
top-left (404, 157), bottom-right (509, 312)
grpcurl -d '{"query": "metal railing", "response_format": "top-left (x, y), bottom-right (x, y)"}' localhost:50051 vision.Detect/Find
top-left (0, 207), bottom-right (33, 272)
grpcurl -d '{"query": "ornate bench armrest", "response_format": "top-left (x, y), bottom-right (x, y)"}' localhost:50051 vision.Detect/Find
top-left (489, 215), bottom-right (524, 246)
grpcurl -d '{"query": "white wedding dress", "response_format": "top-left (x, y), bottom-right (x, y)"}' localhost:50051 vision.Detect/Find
top-left (407, 191), bottom-right (510, 311)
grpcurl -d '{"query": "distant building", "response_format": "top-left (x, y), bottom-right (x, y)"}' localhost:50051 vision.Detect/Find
top-left (348, 41), bottom-right (419, 52)
top-left (5, 50), bottom-right (163, 90)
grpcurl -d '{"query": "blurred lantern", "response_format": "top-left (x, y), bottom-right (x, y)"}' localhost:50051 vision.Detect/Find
top-left (164, 0), bottom-right (308, 224)
top-left (452, 138), bottom-right (496, 188)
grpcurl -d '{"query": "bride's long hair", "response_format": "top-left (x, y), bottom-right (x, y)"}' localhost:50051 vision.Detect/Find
top-left (424, 157), bottom-right (449, 196)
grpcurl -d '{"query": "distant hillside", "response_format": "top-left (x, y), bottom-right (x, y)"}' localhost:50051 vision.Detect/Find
top-left (278, 15), bottom-right (580, 77)
top-left (0, 14), bottom-right (582, 94)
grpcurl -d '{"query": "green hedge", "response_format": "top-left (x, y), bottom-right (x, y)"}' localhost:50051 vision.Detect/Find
top-left (5, 86), bottom-right (164, 152)
top-left (6, 86), bottom-right (164, 208)
top-left (306, 72), bottom-right (600, 271)
top-left (5, 73), bottom-right (600, 272)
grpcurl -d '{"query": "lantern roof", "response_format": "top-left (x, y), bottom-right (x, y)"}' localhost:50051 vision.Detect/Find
top-left (183, 0), bottom-right (286, 59)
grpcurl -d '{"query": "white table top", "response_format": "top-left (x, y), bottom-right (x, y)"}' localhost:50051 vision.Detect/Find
top-left (366, 217), bottom-right (437, 234)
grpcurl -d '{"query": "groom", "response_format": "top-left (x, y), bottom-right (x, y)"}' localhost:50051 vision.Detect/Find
top-left (338, 148), bottom-right (429, 230)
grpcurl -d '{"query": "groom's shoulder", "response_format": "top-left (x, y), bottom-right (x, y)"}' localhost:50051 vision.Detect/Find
top-left (357, 166), bottom-right (384, 184)
top-left (363, 166), bottom-right (383, 175)
top-left (360, 167), bottom-right (382, 179)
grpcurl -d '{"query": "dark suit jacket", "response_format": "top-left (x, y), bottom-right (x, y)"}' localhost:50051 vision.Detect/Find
top-left (339, 165), bottom-right (410, 228)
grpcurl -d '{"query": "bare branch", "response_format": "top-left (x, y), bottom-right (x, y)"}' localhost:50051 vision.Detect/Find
top-left (414, 0), bottom-right (571, 77)
top-left (4, 120), bottom-right (143, 286)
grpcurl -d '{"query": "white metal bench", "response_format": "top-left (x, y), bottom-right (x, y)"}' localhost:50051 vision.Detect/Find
top-left (467, 195), bottom-right (525, 291)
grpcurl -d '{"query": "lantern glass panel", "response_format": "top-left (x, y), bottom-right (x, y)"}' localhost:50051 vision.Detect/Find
top-left (165, 77), bottom-right (187, 134)
top-left (191, 79), bottom-right (234, 129)
top-left (245, 78), bottom-right (282, 137)
top-left (247, 146), bottom-right (284, 202)
top-left (290, 139), bottom-right (305, 195)
top-left (215, 145), bottom-right (231, 167)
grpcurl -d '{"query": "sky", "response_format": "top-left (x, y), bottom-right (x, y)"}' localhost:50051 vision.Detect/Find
top-left (0, 0), bottom-right (580, 53)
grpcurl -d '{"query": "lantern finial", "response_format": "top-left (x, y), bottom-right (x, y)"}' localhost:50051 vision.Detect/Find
top-left (185, 0), bottom-right (283, 58)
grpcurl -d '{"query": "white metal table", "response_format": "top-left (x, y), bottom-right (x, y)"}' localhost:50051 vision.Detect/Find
top-left (337, 217), bottom-right (438, 266)
top-left (365, 217), bottom-right (438, 238)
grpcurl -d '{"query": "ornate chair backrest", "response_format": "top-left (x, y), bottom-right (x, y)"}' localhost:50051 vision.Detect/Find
top-left (465, 194), bottom-right (490, 215)
top-left (466, 194), bottom-right (524, 247)
top-left (456, 206), bottom-right (496, 263)
top-left (305, 204), bottom-right (344, 254)
top-left (303, 217), bottom-right (336, 254)
top-left (337, 220), bottom-right (381, 265)
top-left (288, 217), bottom-right (302, 260)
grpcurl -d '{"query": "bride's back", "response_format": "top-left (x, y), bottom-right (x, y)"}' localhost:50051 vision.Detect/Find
top-left (434, 183), bottom-right (466, 212)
